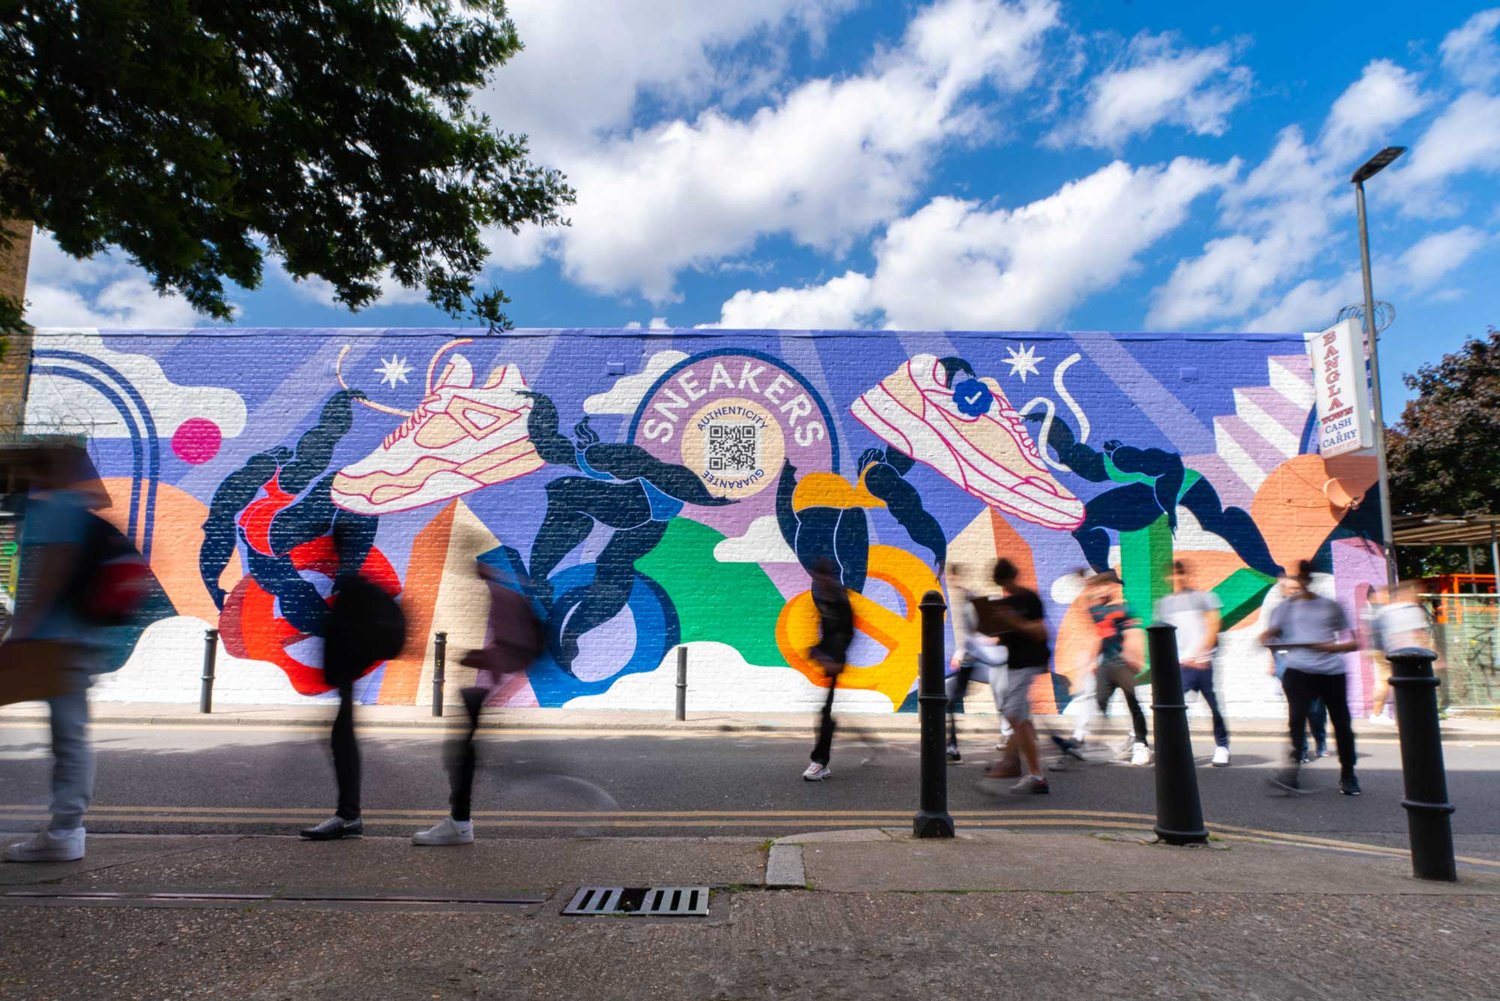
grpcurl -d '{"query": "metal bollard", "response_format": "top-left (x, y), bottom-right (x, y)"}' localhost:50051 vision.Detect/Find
top-left (1387, 647), bottom-right (1456, 881)
top-left (1146, 624), bottom-right (1209, 845)
top-left (675, 646), bottom-right (688, 721)
top-left (199, 628), bottom-right (218, 715)
top-left (432, 631), bottom-right (447, 718)
top-left (913, 590), bottom-right (954, 838)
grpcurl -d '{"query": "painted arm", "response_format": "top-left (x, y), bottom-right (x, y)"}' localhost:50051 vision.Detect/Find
top-left (586, 443), bottom-right (734, 506)
top-left (863, 461), bottom-right (946, 570)
top-left (198, 450), bottom-right (286, 609)
top-left (1105, 443), bottom-right (1183, 529)
top-left (1029, 413), bottom-right (1106, 482)
top-left (281, 390), bottom-right (361, 494)
top-left (520, 392), bottom-right (579, 468)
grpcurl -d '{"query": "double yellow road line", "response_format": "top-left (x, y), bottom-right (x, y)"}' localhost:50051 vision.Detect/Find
top-left (2, 804), bottom-right (1495, 868)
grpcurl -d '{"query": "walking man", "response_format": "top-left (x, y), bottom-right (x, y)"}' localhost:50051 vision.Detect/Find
top-left (803, 558), bottom-right (854, 781)
top-left (945, 563), bottom-right (1010, 763)
top-left (977, 559), bottom-right (1050, 794)
top-left (1263, 561), bottom-right (1360, 795)
top-left (2, 443), bottom-right (109, 863)
top-left (1156, 560), bottom-right (1229, 766)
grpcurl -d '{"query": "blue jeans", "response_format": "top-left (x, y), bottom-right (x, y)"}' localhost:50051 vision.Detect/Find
top-left (46, 664), bottom-right (94, 830)
top-left (1181, 666), bottom-right (1229, 748)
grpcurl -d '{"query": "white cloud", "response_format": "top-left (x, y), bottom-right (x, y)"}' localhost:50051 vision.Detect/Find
top-left (713, 515), bottom-right (800, 563)
top-left (25, 331), bottom-right (248, 439)
top-left (1243, 274), bottom-right (1355, 334)
top-left (1393, 226), bottom-right (1489, 291)
top-left (1394, 91), bottom-right (1500, 206)
top-left (24, 232), bottom-right (206, 327)
top-left (718, 157), bottom-right (1233, 330)
top-left (1440, 8), bottom-right (1500, 89)
top-left (582, 349), bottom-right (689, 415)
top-left (1320, 59), bottom-right (1430, 156)
top-left (522, 0), bottom-right (1059, 301)
top-left (1055, 32), bottom-right (1251, 150)
top-left (715, 271), bottom-right (875, 328)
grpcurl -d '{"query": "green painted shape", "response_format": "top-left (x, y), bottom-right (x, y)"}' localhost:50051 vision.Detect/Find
top-left (636, 518), bottom-right (787, 666)
top-left (1119, 514), bottom-right (1174, 681)
top-left (1212, 568), bottom-right (1276, 631)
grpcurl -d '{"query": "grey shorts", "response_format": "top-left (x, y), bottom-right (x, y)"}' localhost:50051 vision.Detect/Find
top-left (1001, 666), bottom-right (1045, 722)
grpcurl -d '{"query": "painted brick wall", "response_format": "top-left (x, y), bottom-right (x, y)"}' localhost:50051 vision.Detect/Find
top-left (23, 327), bottom-right (1386, 716)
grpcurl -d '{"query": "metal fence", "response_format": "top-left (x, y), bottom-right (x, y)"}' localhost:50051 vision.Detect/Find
top-left (1426, 593), bottom-right (1500, 711)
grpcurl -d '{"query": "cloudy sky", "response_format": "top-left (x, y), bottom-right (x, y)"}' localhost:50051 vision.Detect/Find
top-left (23, 0), bottom-right (1500, 406)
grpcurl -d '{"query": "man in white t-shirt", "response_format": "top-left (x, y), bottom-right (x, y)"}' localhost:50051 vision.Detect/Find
top-left (1155, 560), bottom-right (1229, 766)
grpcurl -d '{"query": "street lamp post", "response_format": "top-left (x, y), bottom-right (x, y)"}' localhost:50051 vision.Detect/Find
top-left (1353, 146), bottom-right (1405, 588)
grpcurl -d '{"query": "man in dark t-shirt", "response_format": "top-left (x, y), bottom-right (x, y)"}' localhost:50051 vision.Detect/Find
top-left (974, 558), bottom-right (1050, 794)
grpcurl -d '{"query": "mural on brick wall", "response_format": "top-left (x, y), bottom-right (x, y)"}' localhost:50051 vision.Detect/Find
top-left (22, 328), bottom-right (1387, 715)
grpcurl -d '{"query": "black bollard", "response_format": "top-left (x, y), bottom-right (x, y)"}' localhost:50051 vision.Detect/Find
top-left (675, 646), bottom-right (688, 721)
top-left (432, 631), bottom-right (447, 718)
top-left (199, 628), bottom-right (218, 715)
top-left (1146, 623), bottom-right (1209, 845)
top-left (913, 590), bottom-right (954, 838)
top-left (1387, 647), bottom-right (1456, 881)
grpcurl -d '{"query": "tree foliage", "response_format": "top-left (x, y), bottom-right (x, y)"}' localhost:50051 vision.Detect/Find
top-left (1388, 327), bottom-right (1500, 518)
top-left (0, 0), bottom-right (572, 328)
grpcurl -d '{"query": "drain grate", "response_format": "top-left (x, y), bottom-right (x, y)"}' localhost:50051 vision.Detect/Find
top-left (562, 886), bottom-right (710, 917)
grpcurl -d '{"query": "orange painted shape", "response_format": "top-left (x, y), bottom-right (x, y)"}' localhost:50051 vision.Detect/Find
top-left (988, 507), bottom-right (1037, 586)
top-left (378, 501), bottom-right (456, 704)
top-left (1252, 454), bottom-right (1377, 572)
top-left (776, 545), bottom-right (941, 708)
top-left (95, 478), bottom-right (239, 624)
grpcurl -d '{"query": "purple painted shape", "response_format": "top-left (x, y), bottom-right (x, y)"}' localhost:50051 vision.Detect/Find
top-left (1183, 453), bottom-right (1253, 511)
top-left (1333, 536), bottom-right (1386, 714)
top-left (1217, 415), bottom-right (1286, 474)
top-left (1239, 385), bottom-right (1309, 436)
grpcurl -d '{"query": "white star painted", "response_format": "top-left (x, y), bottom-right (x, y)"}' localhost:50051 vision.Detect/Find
top-left (375, 355), bottom-right (412, 388)
top-left (1004, 344), bottom-right (1044, 383)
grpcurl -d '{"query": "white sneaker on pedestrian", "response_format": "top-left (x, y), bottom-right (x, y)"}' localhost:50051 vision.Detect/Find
top-left (802, 762), bottom-right (831, 781)
top-left (1211, 745), bottom-right (1231, 767)
top-left (1368, 714), bottom-right (1394, 725)
top-left (1129, 742), bottom-right (1152, 767)
top-left (412, 817), bottom-right (475, 846)
top-left (3, 828), bottom-right (85, 863)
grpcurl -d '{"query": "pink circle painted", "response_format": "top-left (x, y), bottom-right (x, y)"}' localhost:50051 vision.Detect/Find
top-left (172, 418), bottom-right (222, 464)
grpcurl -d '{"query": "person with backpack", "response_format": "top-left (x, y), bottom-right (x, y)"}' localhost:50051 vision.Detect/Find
top-left (2, 442), bottom-right (130, 863)
top-left (299, 529), bottom-right (408, 841)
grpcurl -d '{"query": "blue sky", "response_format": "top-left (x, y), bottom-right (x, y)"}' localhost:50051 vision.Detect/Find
top-left (23, 1), bottom-right (1500, 411)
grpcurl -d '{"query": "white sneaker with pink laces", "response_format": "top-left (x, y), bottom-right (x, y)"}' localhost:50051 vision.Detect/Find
top-left (850, 354), bottom-right (1084, 530)
top-left (332, 340), bottom-right (545, 514)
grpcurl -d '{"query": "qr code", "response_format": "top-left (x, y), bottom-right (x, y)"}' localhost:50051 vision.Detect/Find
top-left (707, 422), bottom-right (758, 472)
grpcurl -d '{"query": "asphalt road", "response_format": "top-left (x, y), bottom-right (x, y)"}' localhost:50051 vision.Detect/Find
top-left (2, 716), bottom-right (1497, 857)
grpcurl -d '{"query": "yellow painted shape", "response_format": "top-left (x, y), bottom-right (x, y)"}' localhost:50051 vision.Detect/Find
top-left (776, 544), bottom-right (941, 708)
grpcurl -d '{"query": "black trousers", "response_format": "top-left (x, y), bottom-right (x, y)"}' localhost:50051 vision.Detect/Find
top-left (946, 657), bottom-right (976, 746)
top-left (331, 682), bottom-right (360, 820)
top-left (449, 686), bottom-right (490, 823)
top-left (1282, 669), bottom-right (1355, 779)
top-left (1097, 658), bottom-right (1148, 743)
top-left (811, 680), bottom-right (837, 766)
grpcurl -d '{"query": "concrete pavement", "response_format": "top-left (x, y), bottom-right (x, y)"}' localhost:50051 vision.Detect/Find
top-left (2, 829), bottom-right (1498, 1000)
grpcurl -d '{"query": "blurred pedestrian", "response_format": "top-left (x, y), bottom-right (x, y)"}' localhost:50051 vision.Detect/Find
top-left (1267, 573), bottom-right (1327, 759)
top-left (976, 559), bottom-right (1049, 794)
top-left (413, 561), bottom-right (543, 846)
top-left (803, 558), bottom-right (853, 781)
top-left (1157, 560), bottom-right (1229, 766)
top-left (945, 563), bottom-right (1010, 763)
top-left (1263, 560), bottom-right (1360, 795)
top-left (1, 442), bottom-right (115, 862)
top-left (1366, 581), bottom-right (1435, 724)
top-left (1071, 571), bottom-right (1150, 766)
top-left (300, 535), bottom-right (407, 841)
